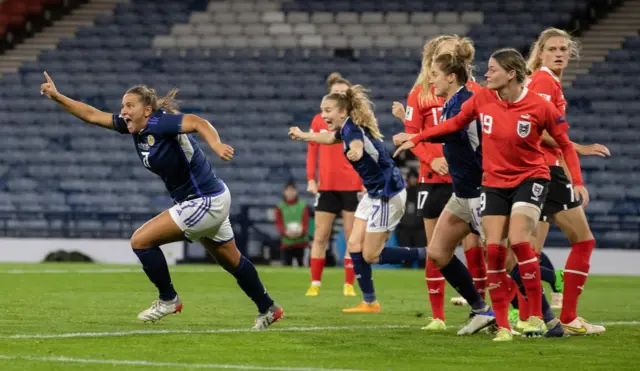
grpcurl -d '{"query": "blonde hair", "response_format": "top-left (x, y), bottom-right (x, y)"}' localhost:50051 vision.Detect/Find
top-left (325, 72), bottom-right (352, 92)
top-left (491, 48), bottom-right (528, 84)
top-left (324, 85), bottom-right (382, 140)
top-left (526, 27), bottom-right (580, 75)
top-left (433, 44), bottom-right (471, 86)
top-left (414, 35), bottom-right (475, 105)
top-left (126, 85), bottom-right (180, 114)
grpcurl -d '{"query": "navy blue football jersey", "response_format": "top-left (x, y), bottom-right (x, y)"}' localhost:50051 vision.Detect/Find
top-left (112, 110), bottom-right (225, 203)
top-left (432, 87), bottom-right (483, 198)
top-left (334, 118), bottom-right (405, 198)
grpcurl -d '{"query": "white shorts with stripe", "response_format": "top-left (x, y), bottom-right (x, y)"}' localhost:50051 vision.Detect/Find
top-left (168, 186), bottom-right (234, 243)
top-left (355, 189), bottom-right (406, 233)
top-left (443, 194), bottom-right (484, 239)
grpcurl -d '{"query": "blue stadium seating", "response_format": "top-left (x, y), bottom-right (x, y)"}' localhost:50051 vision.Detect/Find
top-left (0, 0), bottom-right (637, 249)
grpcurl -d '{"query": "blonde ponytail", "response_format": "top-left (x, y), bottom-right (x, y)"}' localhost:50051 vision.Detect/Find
top-left (157, 88), bottom-right (180, 114)
top-left (324, 85), bottom-right (383, 140)
top-left (414, 35), bottom-right (475, 105)
top-left (325, 72), bottom-right (352, 92)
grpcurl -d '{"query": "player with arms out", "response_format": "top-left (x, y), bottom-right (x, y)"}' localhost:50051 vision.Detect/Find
top-left (400, 46), bottom-right (498, 335)
top-left (522, 27), bottom-right (607, 334)
top-left (305, 72), bottom-right (363, 297)
top-left (394, 49), bottom-right (585, 341)
top-left (289, 86), bottom-right (425, 313)
top-left (391, 35), bottom-right (487, 331)
top-left (40, 72), bottom-right (283, 330)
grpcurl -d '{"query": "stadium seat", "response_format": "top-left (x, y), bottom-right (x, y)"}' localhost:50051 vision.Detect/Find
top-left (0, 0), bottom-right (634, 247)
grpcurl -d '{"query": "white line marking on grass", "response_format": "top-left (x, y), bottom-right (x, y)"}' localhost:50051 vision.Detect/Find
top-left (599, 321), bottom-right (640, 326)
top-left (1, 325), bottom-right (411, 340)
top-left (2, 268), bottom-right (226, 275)
top-left (1, 268), bottom-right (314, 275)
top-left (3, 321), bottom-right (638, 341)
top-left (0, 354), bottom-right (371, 371)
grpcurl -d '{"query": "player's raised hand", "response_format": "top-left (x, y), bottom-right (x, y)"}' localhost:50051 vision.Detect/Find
top-left (392, 102), bottom-right (406, 121)
top-left (574, 185), bottom-right (590, 207)
top-left (40, 71), bottom-right (59, 99)
top-left (577, 143), bottom-right (611, 157)
top-left (393, 140), bottom-right (415, 158)
top-left (393, 132), bottom-right (414, 146)
top-left (288, 126), bottom-right (305, 141)
top-left (213, 143), bottom-right (234, 161)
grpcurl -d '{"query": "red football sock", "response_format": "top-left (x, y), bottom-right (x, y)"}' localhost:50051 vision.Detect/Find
top-left (560, 239), bottom-right (595, 324)
top-left (507, 275), bottom-right (518, 303)
top-left (465, 246), bottom-right (487, 299)
top-left (517, 288), bottom-right (530, 321)
top-left (344, 257), bottom-right (355, 285)
top-left (310, 258), bottom-right (325, 284)
top-left (486, 244), bottom-right (510, 330)
top-left (425, 259), bottom-right (445, 321)
top-left (511, 241), bottom-right (543, 318)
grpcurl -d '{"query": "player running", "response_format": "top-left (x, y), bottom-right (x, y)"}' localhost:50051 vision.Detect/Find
top-left (391, 35), bottom-right (487, 330)
top-left (289, 86), bottom-right (425, 313)
top-left (40, 72), bottom-right (283, 330)
top-left (305, 72), bottom-right (363, 297)
top-left (523, 27), bottom-right (608, 334)
top-left (394, 49), bottom-right (585, 341)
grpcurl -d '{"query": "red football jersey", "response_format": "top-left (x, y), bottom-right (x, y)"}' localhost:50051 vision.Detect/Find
top-left (411, 87), bottom-right (583, 188)
top-left (403, 85), bottom-right (452, 184)
top-left (306, 114), bottom-right (363, 192)
top-left (467, 80), bottom-right (482, 94)
top-left (526, 67), bottom-right (567, 167)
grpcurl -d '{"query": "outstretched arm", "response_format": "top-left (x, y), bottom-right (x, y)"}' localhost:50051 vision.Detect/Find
top-left (541, 131), bottom-right (610, 157)
top-left (393, 99), bottom-right (477, 157)
top-left (289, 126), bottom-right (340, 145)
top-left (410, 110), bottom-right (475, 145)
top-left (40, 72), bottom-right (114, 130)
top-left (181, 114), bottom-right (234, 161)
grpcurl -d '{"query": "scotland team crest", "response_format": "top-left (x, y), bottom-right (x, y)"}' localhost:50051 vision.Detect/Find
top-left (147, 135), bottom-right (155, 146)
top-left (517, 121), bottom-right (531, 138)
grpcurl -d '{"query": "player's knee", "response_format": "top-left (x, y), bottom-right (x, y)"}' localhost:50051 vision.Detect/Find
top-left (509, 205), bottom-right (540, 244)
top-left (130, 230), bottom-right (148, 250)
top-left (362, 249), bottom-right (379, 264)
top-left (312, 236), bottom-right (329, 250)
top-left (346, 239), bottom-right (361, 253)
top-left (426, 248), bottom-right (448, 267)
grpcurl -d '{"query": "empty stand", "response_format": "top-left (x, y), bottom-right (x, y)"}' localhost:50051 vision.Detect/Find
top-left (0, 0), bottom-right (636, 249)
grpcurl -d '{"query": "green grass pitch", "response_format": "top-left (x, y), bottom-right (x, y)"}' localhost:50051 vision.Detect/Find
top-left (0, 263), bottom-right (638, 371)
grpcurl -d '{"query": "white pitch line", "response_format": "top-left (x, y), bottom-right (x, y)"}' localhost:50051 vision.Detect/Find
top-left (2, 268), bottom-right (225, 274)
top-left (0, 268), bottom-right (314, 275)
top-left (597, 321), bottom-right (640, 326)
top-left (0, 354), bottom-right (371, 371)
top-left (3, 321), bottom-right (638, 341)
top-left (1, 325), bottom-right (411, 340)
